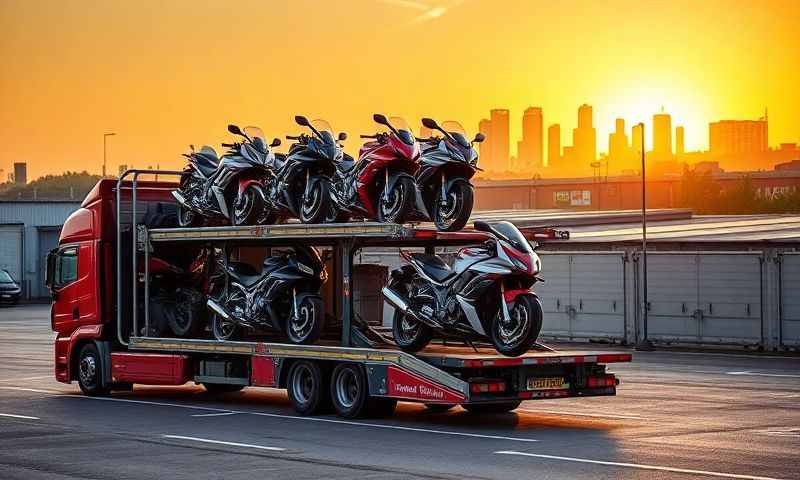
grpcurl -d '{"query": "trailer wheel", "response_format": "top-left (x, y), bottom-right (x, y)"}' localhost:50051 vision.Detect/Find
top-left (462, 401), bottom-right (521, 414)
top-left (202, 383), bottom-right (244, 394)
top-left (424, 403), bottom-right (456, 413)
top-left (330, 363), bottom-right (369, 418)
top-left (77, 343), bottom-right (110, 396)
top-left (287, 361), bottom-right (330, 416)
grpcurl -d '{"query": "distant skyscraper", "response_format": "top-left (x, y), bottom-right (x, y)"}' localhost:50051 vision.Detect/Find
top-left (572, 104), bottom-right (596, 166)
top-left (709, 118), bottom-right (768, 156)
top-left (675, 126), bottom-right (685, 155)
top-left (632, 123), bottom-right (644, 154)
top-left (608, 118), bottom-right (629, 163)
top-left (517, 107), bottom-right (543, 171)
top-left (653, 111), bottom-right (673, 158)
top-left (547, 124), bottom-right (561, 168)
top-left (489, 109), bottom-right (510, 171)
top-left (478, 118), bottom-right (493, 169)
top-left (13, 162), bottom-right (26, 185)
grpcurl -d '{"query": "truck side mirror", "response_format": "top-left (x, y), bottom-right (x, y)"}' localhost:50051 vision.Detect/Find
top-left (45, 249), bottom-right (57, 290)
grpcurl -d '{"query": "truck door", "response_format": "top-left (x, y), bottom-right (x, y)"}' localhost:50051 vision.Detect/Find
top-left (49, 246), bottom-right (80, 332)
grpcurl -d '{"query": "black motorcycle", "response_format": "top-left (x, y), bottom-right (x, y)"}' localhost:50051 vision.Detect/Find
top-left (412, 118), bottom-right (484, 231)
top-left (205, 245), bottom-right (327, 344)
top-left (269, 116), bottom-right (344, 224)
top-left (173, 124), bottom-right (282, 227)
top-left (382, 221), bottom-right (544, 357)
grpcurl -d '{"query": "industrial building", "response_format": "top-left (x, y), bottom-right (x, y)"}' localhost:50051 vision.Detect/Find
top-left (0, 200), bottom-right (81, 298)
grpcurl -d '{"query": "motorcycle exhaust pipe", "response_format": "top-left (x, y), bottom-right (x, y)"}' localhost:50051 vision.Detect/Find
top-left (382, 287), bottom-right (441, 328)
top-left (206, 298), bottom-right (231, 320)
top-left (172, 190), bottom-right (189, 206)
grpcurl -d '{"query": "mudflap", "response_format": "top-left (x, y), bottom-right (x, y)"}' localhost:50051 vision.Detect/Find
top-left (95, 340), bottom-right (112, 390)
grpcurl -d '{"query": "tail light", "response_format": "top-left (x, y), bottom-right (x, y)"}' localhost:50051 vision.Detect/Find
top-left (470, 381), bottom-right (507, 393)
top-left (587, 375), bottom-right (617, 388)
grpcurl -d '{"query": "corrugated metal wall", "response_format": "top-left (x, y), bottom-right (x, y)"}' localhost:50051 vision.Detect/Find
top-left (780, 253), bottom-right (800, 347)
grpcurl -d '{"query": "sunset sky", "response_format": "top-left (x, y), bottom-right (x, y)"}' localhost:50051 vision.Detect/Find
top-left (1, 0), bottom-right (799, 180)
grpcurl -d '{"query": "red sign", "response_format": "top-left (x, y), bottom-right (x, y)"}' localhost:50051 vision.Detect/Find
top-left (250, 356), bottom-right (276, 387)
top-left (387, 366), bottom-right (465, 403)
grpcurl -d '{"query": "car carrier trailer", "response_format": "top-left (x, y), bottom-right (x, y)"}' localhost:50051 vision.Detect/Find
top-left (49, 171), bottom-right (631, 419)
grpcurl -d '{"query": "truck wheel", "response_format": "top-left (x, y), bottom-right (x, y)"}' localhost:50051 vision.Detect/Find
top-left (287, 360), bottom-right (330, 416)
top-left (424, 403), bottom-right (456, 413)
top-left (202, 383), bottom-right (244, 394)
top-left (77, 343), bottom-right (110, 396)
top-left (330, 363), bottom-right (369, 418)
top-left (463, 401), bottom-right (521, 414)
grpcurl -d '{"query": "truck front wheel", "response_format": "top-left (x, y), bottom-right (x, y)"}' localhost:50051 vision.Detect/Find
top-left (77, 343), bottom-right (110, 396)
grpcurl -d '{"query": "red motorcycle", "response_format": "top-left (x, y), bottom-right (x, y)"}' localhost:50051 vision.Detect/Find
top-left (325, 114), bottom-right (420, 223)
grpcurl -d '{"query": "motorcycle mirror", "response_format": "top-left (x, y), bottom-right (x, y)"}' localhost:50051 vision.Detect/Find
top-left (473, 132), bottom-right (486, 143)
top-left (421, 117), bottom-right (438, 130)
top-left (373, 113), bottom-right (389, 125)
top-left (270, 138), bottom-right (281, 148)
top-left (228, 124), bottom-right (243, 136)
top-left (295, 115), bottom-right (309, 127)
top-left (338, 132), bottom-right (348, 141)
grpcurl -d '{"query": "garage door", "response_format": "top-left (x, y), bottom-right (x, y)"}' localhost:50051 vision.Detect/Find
top-left (644, 252), bottom-right (762, 346)
top-left (37, 228), bottom-right (62, 298)
top-left (0, 225), bottom-right (23, 285)
top-left (537, 252), bottom-right (626, 341)
top-left (780, 253), bottom-right (800, 347)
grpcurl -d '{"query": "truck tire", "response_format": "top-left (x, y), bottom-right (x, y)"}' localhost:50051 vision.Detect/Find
top-left (287, 360), bottom-right (330, 416)
top-left (77, 343), bottom-right (110, 396)
top-left (202, 383), bottom-right (244, 394)
top-left (330, 363), bottom-right (369, 418)
top-left (463, 401), bottom-right (521, 414)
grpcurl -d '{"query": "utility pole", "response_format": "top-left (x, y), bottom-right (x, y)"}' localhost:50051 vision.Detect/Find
top-left (103, 133), bottom-right (116, 177)
top-left (636, 122), bottom-right (654, 351)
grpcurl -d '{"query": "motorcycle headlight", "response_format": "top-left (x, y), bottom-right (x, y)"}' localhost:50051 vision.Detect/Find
top-left (297, 262), bottom-right (314, 275)
top-left (532, 256), bottom-right (541, 275)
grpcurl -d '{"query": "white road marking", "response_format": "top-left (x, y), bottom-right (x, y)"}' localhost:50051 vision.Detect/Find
top-left (0, 375), bottom-right (53, 383)
top-left (53, 393), bottom-right (539, 443)
top-left (727, 371), bottom-right (800, 378)
top-left (495, 450), bottom-right (788, 480)
top-left (0, 413), bottom-right (40, 420)
top-left (162, 435), bottom-right (285, 451)
top-left (0, 386), bottom-right (63, 394)
top-left (518, 408), bottom-right (641, 420)
top-left (191, 412), bottom-right (239, 417)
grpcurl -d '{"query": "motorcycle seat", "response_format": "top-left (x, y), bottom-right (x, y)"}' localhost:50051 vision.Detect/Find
top-left (226, 262), bottom-right (263, 287)
top-left (409, 253), bottom-right (455, 283)
top-left (193, 148), bottom-right (220, 176)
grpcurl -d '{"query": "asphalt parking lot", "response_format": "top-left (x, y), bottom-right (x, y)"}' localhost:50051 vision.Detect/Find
top-left (0, 304), bottom-right (798, 479)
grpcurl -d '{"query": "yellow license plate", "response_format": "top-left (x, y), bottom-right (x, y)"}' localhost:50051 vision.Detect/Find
top-left (527, 377), bottom-right (568, 390)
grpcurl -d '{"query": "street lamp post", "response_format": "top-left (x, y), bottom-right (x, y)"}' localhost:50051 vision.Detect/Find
top-left (103, 133), bottom-right (116, 177)
top-left (636, 122), bottom-right (654, 351)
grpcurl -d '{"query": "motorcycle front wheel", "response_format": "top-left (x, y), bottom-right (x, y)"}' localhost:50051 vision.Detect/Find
top-left (377, 176), bottom-right (415, 224)
top-left (392, 309), bottom-right (433, 352)
top-left (211, 311), bottom-right (241, 341)
top-left (433, 180), bottom-right (474, 232)
top-left (300, 178), bottom-right (332, 225)
top-left (286, 296), bottom-right (324, 344)
top-left (177, 203), bottom-right (201, 227)
top-left (232, 183), bottom-right (266, 226)
top-left (490, 293), bottom-right (543, 357)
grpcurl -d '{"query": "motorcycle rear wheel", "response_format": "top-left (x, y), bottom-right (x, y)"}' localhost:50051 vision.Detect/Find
top-left (168, 288), bottom-right (205, 338)
top-left (378, 176), bottom-right (415, 224)
top-left (490, 294), bottom-right (543, 357)
top-left (232, 184), bottom-right (266, 226)
top-left (392, 309), bottom-right (433, 352)
top-left (433, 181), bottom-right (473, 232)
top-left (211, 311), bottom-right (241, 341)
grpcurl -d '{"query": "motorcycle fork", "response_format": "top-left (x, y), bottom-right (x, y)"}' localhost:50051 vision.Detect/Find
top-left (499, 282), bottom-right (511, 323)
top-left (439, 171), bottom-right (447, 207)
top-left (302, 169), bottom-right (311, 207)
top-left (291, 287), bottom-right (299, 320)
top-left (382, 169), bottom-right (390, 204)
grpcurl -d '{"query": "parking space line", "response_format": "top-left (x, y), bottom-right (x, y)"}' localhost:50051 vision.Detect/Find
top-left (727, 371), bottom-right (800, 378)
top-left (0, 413), bottom-right (40, 420)
top-left (0, 375), bottom-right (53, 383)
top-left (162, 435), bottom-right (285, 451)
top-left (191, 412), bottom-right (239, 417)
top-left (495, 450), bottom-right (788, 480)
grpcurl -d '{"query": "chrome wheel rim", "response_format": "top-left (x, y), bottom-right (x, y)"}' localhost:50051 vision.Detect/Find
top-left (291, 364), bottom-right (314, 405)
top-left (381, 183), bottom-right (403, 220)
top-left (399, 314), bottom-right (421, 342)
top-left (335, 369), bottom-right (358, 409)
top-left (79, 354), bottom-right (96, 385)
top-left (290, 301), bottom-right (314, 342)
top-left (213, 313), bottom-right (237, 340)
top-left (302, 184), bottom-right (322, 219)
top-left (498, 302), bottom-right (530, 346)
top-left (234, 189), bottom-right (255, 223)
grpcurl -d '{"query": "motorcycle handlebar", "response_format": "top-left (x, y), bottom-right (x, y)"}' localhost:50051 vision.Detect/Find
top-left (286, 135), bottom-right (301, 140)
top-left (360, 134), bottom-right (378, 139)
top-left (221, 143), bottom-right (236, 148)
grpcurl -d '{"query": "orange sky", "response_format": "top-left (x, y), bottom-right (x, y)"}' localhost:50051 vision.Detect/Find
top-left (1, 0), bottom-right (799, 180)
